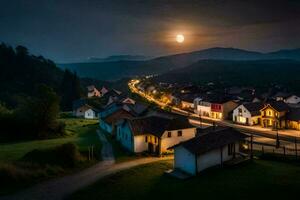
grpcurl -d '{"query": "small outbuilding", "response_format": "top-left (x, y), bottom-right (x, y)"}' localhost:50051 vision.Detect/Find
top-left (170, 127), bottom-right (248, 175)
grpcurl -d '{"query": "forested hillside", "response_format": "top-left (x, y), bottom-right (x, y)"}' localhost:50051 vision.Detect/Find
top-left (0, 43), bottom-right (81, 110)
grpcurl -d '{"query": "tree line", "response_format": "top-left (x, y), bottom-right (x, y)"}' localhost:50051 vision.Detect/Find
top-left (0, 43), bottom-right (83, 141)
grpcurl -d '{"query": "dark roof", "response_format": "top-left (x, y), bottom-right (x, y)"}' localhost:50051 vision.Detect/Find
top-left (287, 108), bottom-right (300, 121)
top-left (243, 102), bottom-right (265, 116)
top-left (262, 101), bottom-right (289, 112)
top-left (127, 116), bottom-right (194, 137)
top-left (104, 109), bottom-right (134, 125)
top-left (73, 98), bottom-right (87, 110)
top-left (124, 102), bottom-right (149, 116)
top-left (272, 92), bottom-right (291, 99)
top-left (202, 93), bottom-right (236, 104)
top-left (172, 127), bottom-right (247, 155)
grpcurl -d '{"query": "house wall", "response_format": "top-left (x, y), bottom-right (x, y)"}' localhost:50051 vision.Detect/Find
top-left (260, 106), bottom-right (286, 128)
top-left (74, 106), bottom-right (89, 117)
top-left (194, 100), bottom-right (211, 117)
top-left (100, 119), bottom-right (113, 134)
top-left (287, 121), bottom-right (300, 130)
top-left (160, 128), bottom-right (196, 153)
top-left (174, 146), bottom-right (196, 175)
top-left (222, 101), bottom-right (238, 120)
top-left (134, 135), bottom-right (151, 153)
top-left (116, 123), bottom-right (134, 152)
top-left (232, 105), bottom-right (257, 126)
top-left (181, 101), bottom-right (194, 109)
top-left (84, 109), bottom-right (96, 119)
top-left (196, 143), bottom-right (239, 172)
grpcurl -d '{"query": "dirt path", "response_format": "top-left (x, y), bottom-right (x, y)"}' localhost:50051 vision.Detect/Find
top-left (97, 129), bottom-right (114, 161)
top-left (1, 131), bottom-right (172, 200)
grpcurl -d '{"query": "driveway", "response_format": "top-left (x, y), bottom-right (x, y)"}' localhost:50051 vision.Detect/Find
top-left (1, 131), bottom-right (172, 200)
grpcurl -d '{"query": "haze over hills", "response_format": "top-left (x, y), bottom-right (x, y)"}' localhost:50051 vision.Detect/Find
top-left (153, 59), bottom-right (300, 93)
top-left (59, 47), bottom-right (300, 81)
top-left (87, 55), bottom-right (148, 62)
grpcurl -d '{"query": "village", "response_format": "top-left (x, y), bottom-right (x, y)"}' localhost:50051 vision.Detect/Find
top-left (72, 79), bottom-right (300, 177)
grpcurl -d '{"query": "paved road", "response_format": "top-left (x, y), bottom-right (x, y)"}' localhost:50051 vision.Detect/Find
top-left (1, 130), bottom-right (172, 200)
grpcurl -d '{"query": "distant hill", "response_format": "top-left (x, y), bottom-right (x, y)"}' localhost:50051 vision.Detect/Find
top-left (87, 55), bottom-right (148, 62)
top-left (59, 47), bottom-right (300, 81)
top-left (153, 59), bottom-right (300, 93)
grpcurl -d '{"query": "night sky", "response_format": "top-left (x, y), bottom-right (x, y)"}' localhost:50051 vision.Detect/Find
top-left (1, 0), bottom-right (300, 63)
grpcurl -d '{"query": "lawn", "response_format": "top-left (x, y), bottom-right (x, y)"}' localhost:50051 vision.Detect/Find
top-left (0, 118), bottom-right (101, 162)
top-left (69, 159), bottom-right (300, 200)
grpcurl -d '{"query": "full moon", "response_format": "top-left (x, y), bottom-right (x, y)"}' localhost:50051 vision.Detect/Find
top-left (176, 34), bottom-right (185, 43)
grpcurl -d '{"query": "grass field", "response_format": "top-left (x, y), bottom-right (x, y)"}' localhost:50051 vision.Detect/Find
top-left (0, 117), bottom-right (102, 195)
top-left (69, 159), bottom-right (300, 200)
top-left (0, 118), bottom-right (101, 162)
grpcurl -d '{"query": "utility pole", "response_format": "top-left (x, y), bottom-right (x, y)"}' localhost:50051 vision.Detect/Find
top-left (276, 128), bottom-right (280, 148)
top-left (295, 138), bottom-right (298, 159)
top-left (250, 134), bottom-right (253, 160)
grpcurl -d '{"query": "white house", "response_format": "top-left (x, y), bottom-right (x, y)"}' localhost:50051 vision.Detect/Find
top-left (232, 102), bottom-right (264, 125)
top-left (170, 127), bottom-right (248, 175)
top-left (116, 116), bottom-right (196, 154)
top-left (73, 103), bottom-right (99, 119)
top-left (285, 95), bottom-right (300, 104)
top-left (87, 85), bottom-right (100, 98)
top-left (194, 98), bottom-right (211, 117)
top-left (84, 108), bottom-right (99, 119)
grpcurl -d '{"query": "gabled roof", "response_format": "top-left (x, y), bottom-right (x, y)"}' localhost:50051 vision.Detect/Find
top-left (171, 127), bottom-right (247, 155)
top-left (127, 116), bottom-right (194, 138)
top-left (261, 101), bottom-right (289, 112)
top-left (243, 102), bottom-right (264, 116)
top-left (104, 109), bottom-right (134, 125)
top-left (123, 102), bottom-right (149, 116)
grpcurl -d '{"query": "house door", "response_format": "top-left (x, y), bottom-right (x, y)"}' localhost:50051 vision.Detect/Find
top-left (246, 118), bottom-right (249, 125)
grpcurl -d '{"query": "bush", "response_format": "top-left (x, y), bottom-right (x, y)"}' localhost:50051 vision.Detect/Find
top-left (22, 143), bottom-right (82, 168)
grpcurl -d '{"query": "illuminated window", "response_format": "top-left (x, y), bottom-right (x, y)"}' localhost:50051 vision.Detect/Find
top-left (167, 132), bottom-right (172, 137)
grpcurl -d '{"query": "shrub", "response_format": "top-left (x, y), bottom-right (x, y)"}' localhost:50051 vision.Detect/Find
top-left (22, 143), bottom-right (82, 168)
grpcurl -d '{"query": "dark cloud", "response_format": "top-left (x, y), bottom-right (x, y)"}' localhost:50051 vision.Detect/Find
top-left (0, 0), bottom-right (299, 62)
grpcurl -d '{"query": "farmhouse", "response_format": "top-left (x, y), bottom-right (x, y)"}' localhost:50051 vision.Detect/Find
top-left (232, 102), bottom-right (264, 125)
top-left (194, 97), bottom-right (211, 117)
top-left (72, 99), bottom-right (100, 119)
top-left (101, 109), bottom-right (134, 134)
top-left (260, 101), bottom-right (289, 129)
top-left (99, 101), bottom-right (149, 134)
top-left (116, 115), bottom-right (196, 154)
top-left (171, 127), bottom-right (248, 175)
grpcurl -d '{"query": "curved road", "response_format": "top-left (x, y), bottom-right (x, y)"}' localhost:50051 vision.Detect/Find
top-left (1, 130), bottom-right (172, 200)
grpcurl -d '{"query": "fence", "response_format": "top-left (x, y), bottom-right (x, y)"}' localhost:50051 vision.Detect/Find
top-left (244, 134), bottom-right (300, 158)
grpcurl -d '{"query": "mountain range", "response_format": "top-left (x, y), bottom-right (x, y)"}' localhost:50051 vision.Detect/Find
top-left (59, 47), bottom-right (300, 81)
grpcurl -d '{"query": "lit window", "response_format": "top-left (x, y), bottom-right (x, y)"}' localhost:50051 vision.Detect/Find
top-left (167, 132), bottom-right (172, 137)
